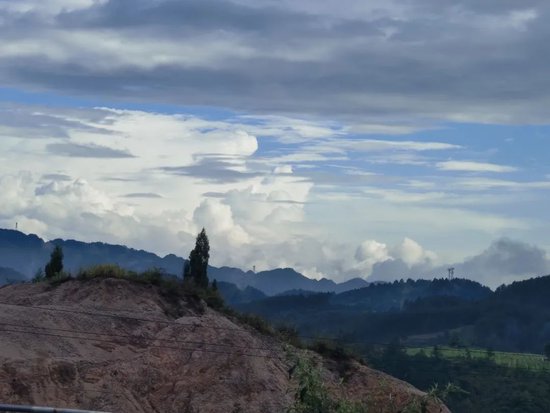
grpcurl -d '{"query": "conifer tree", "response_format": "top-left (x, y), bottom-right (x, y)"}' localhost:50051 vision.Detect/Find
top-left (45, 245), bottom-right (64, 279)
top-left (185, 229), bottom-right (210, 288)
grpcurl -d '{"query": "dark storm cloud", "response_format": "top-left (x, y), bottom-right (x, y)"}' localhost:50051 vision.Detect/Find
top-left (2, 0), bottom-right (550, 122)
top-left (56, 0), bottom-right (320, 34)
top-left (47, 142), bottom-right (135, 158)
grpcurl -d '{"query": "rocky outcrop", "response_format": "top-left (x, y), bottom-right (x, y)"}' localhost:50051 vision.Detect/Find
top-left (0, 278), bottom-right (449, 412)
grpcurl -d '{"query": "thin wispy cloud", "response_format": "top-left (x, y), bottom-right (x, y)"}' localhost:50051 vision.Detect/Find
top-left (47, 142), bottom-right (135, 158)
top-left (437, 161), bottom-right (518, 173)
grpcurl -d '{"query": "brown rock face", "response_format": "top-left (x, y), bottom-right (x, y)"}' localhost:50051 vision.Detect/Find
top-left (0, 278), bottom-right (449, 412)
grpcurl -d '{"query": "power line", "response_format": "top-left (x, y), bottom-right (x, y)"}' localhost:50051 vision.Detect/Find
top-left (1, 301), bottom-right (545, 361)
top-left (0, 321), bottom-right (274, 352)
top-left (0, 322), bottom-right (546, 388)
top-left (0, 327), bottom-right (276, 359)
top-left (0, 301), bottom-right (310, 337)
top-left (2, 321), bottom-right (546, 374)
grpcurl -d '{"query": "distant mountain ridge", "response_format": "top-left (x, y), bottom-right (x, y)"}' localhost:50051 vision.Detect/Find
top-left (0, 266), bottom-right (27, 285)
top-left (0, 229), bottom-right (368, 295)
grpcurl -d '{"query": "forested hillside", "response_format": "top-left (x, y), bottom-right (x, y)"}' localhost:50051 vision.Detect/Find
top-left (235, 276), bottom-right (550, 354)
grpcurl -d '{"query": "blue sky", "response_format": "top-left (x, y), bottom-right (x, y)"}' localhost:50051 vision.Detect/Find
top-left (1, 0), bottom-right (550, 287)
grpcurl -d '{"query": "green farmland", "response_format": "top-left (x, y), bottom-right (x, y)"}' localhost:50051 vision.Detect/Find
top-left (405, 346), bottom-right (549, 371)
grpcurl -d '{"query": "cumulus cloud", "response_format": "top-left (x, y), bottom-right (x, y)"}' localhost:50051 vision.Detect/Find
top-left (193, 199), bottom-right (251, 247)
top-left (353, 237), bottom-right (436, 281)
top-left (391, 238), bottom-right (437, 267)
top-left (355, 240), bottom-right (390, 263)
top-left (1, 103), bottom-right (548, 285)
top-left (365, 238), bottom-right (550, 288)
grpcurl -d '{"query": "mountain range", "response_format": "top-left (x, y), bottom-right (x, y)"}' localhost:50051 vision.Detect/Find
top-left (0, 229), bottom-right (368, 295)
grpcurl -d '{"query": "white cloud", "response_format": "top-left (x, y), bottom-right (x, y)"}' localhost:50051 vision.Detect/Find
top-left (432, 238), bottom-right (550, 288)
top-left (391, 237), bottom-right (437, 266)
top-left (437, 160), bottom-right (518, 173)
top-left (1, 103), bottom-right (549, 285)
top-left (352, 237), bottom-right (436, 278)
top-left (452, 178), bottom-right (550, 191)
top-left (193, 199), bottom-right (251, 247)
top-left (319, 139), bottom-right (460, 153)
top-left (273, 165), bottom-right (293, 174)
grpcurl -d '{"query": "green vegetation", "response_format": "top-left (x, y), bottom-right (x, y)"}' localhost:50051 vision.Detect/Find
top-left (235, 275), bottom-right (550, 355)
top-left (286, 352), bottom-right (450, 413)
top-left (287, 355), bottom-right (367, 413)
top-left (406, 346), bottom-right (549, 371)
top-left (184, 228), bottom-right (210, 288)
top-left (77, 264), bottom-right (166, 285)
top-left (364, 343), bottom-right (550, 413)
top-left (44, 245), bottom-right (64, 279)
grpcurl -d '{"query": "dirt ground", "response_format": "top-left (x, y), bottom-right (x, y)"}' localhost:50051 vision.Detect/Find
top-left (0, 278), bottom-right (449, 413)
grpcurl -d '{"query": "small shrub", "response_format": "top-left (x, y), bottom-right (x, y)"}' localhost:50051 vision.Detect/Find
top-left (276, 325), bottom-right (303, 348)
top-left (32, 268), bottom-right (45, 283)
top-left (200, 287), bottom-right (225, 310)
top-left (77, 264), bottom-right (132, 280)
top-left (309, 340), bottom-right (351, 362)
top-left (139, 267), bottom-right (165, 285)
top-left (48, 272), bottom-right (72, 287)
top-left (233, 312), bottom-right (275, 336)
top-left (287, 356), bottom-right (367, 413)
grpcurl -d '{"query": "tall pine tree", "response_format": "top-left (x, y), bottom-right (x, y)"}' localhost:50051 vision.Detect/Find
top-left (45, 245), bottom-right (64, 279)
top-left (184, 228), bottom-right (210, 288)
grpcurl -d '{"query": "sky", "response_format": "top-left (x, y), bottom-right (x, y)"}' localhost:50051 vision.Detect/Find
top-left (1, 0), bottom-right (550, 287)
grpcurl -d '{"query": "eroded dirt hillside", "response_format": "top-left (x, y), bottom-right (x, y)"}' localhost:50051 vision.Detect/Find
top-left (0, 278), bottom-right (449, 412)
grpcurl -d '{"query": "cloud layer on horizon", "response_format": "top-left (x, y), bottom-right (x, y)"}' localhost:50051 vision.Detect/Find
top-left (1, 103), bottom-right (549, 287)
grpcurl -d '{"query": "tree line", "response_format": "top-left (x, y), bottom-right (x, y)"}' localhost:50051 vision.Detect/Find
top-left (41, 228), bottom-right (215, 291)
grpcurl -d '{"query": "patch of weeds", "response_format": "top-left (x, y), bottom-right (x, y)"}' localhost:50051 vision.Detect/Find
top-left (287, 355), bottom-right (367, 413)
top-left (47, 272), bottom-right (73, 287)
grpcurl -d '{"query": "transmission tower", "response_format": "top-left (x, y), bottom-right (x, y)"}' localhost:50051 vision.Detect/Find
top-left (447, 267), bottom-right (455, 280)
